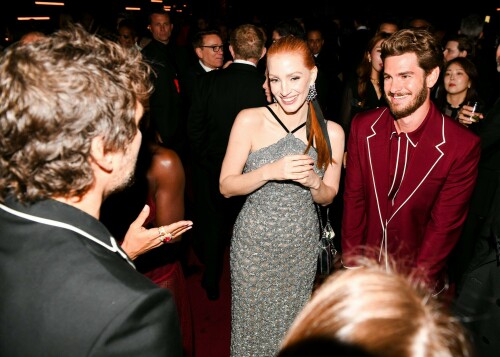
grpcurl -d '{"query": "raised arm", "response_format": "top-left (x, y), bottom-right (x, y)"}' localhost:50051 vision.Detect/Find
top-left (121, 145), bottom-right (192, 260)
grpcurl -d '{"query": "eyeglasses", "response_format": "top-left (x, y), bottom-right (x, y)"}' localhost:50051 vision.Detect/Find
top-left (200, 45), bottom-right (224, 52)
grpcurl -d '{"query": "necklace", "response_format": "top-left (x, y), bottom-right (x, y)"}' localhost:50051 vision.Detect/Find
top-left (370, 78), bottom-right (379, 85)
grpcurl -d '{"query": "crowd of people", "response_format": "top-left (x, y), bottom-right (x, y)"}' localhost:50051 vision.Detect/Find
top-left (1, 5), bottom-right (499, 357)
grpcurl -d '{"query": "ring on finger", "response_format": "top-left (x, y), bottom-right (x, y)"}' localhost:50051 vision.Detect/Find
top-left (164, 232), bottom-right (173, 243)
top-left (157, 226), bottom-right (173, 244)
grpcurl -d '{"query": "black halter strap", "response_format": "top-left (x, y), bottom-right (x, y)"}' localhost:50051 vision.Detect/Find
top-left (266, 106), bottom-right (306, 134)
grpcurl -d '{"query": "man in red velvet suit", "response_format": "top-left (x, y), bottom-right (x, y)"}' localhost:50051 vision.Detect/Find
top-left (341, 29), bottom-right (480, 293)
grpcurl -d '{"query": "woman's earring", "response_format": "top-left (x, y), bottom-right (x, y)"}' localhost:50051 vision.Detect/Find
top-left (306, 83), bottom-right (317, 102)
top-left (273, 96), bottom-right (277, 103)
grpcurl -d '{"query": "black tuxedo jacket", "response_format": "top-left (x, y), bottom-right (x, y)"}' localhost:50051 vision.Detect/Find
top-left (186, 62), bottom-right (267, 290)
top-left (340, 28), bottom-right (373, 76)
top-left (183, 61), bottom-right (208, 107)
top-left (0, 197), bottom-right (182, 356)
top-left (453, 100), bottom-right (500, 356)
top-left (141, 39), bottom-right (189, 153)
top-left (187, 62), bottom-right (267, 167)
top-left (314, 50), bottom-right (342, 119)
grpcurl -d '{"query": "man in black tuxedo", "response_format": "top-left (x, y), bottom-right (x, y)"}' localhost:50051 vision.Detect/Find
top-left (0, 25), bottom-right (182, 356)
top-left (187, 23), bottom-right (268, 300)
top-left (142, 8), bottom-right (190, 160)
top-left (183, 29), bottom-right (226, 244)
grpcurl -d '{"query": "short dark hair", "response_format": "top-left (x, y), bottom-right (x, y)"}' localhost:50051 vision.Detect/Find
top-left (118, 18), bottom-right (137, 35)
top-left (273, 18), bottom-right (305, 39)
top-left (148, 8), bottom-right (171, 25)
top-left (445, 34), bottom-right (475, 58)
top-left (191, 29), bottom-right (222, 49)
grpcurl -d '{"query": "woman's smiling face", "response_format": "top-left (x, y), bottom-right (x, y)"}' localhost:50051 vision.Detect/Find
top-left (267, 52), bottom-right (315, 113)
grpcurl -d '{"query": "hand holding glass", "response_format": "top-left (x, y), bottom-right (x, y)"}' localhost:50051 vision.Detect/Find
top-left (457, 101), bottom-right (483, 126)
top-left (466, 101), bottom-right (483, 123)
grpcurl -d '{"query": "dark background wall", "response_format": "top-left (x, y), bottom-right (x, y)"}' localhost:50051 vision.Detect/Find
top-left (1, 0), bottom-right (499, 45)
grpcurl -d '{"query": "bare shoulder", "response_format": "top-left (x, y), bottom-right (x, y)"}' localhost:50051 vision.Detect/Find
top-left (233, 106), bottom-right (267, 130)
top-left (148, 144), bottom-right (184, 193)
top-left (326, 120), bottom-right (345, 140)
top-left (150, 144), bottom-right (183, 173)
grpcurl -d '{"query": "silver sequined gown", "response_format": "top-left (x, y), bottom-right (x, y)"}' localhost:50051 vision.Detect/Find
top-left (230, 115), bottom-right (324, 357)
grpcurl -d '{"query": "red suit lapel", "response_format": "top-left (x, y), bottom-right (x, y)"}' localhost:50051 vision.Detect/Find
top-left (388, 105), bottom-right (445, 222)
top-left (367, 104), bottom-right (446, 224)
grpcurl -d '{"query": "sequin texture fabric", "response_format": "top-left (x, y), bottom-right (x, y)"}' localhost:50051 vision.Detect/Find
top-left (230, 133), bottom-right (324, 357)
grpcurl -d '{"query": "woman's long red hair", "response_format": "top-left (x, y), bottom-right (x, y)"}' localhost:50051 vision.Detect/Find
top-left (267, 36), bottom-right (333, 169)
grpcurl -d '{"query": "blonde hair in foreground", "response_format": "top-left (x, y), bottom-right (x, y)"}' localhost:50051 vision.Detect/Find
top-left (280, 259), bottom-right (473, 357)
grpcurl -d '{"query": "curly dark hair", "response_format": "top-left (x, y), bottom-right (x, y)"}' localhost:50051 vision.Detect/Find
top-left (0, 24), bottom-right (153, 203)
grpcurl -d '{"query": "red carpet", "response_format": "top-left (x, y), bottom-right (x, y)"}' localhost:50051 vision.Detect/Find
top-left (184, 241), bottom-right (231, 357)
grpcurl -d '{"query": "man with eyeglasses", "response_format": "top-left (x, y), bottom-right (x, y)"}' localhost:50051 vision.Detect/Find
top-left (187, 24), bottom-right (268, 300)
top-left (184, 30), bottom-right (226, 103)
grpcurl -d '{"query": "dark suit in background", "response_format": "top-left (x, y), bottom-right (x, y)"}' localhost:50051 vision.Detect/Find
top-left (339, 23), bottom-right (373, 81)
top-left (188, 60), bottom-right (267, 298)
top-left (184, 61), bottom-right (207, 104)
top-left (314, 55), bottom-right (342, 120)
top-left (307, 27), bottom-right (343, 119)
top-left (142, 38), bottom-right (190, 160)
top-left (453, 96), bottom-right (500, 357)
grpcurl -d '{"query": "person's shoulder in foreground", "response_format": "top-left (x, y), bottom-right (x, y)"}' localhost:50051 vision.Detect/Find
top-left (0, 24), bottom-right (182, 356)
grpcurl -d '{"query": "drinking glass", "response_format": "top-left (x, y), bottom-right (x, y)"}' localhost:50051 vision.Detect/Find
top-left (466, 101), bottom-right (482, 123)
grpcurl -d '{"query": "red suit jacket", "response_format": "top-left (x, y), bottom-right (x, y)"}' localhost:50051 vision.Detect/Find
top-left (342, 103), bottom-right (480, 286)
